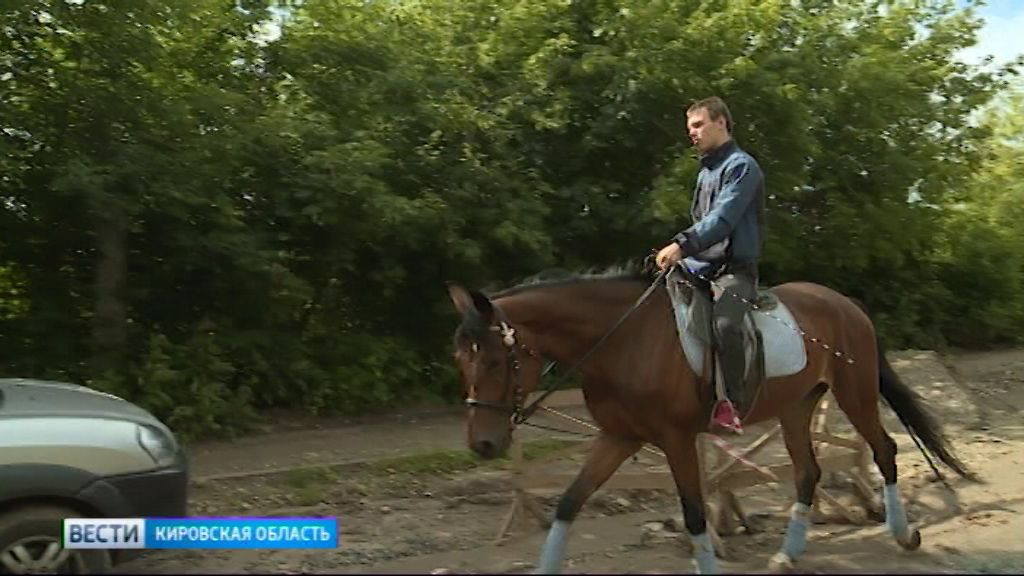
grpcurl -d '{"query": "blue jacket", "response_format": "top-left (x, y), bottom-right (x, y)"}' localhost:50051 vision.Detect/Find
top-left (673, 139), bottom-right (765, 278)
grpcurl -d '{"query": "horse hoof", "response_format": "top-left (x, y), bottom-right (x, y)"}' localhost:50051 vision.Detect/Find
top-left (768, 552), bottom-right (794, 573)
top-left (898, 529), bottom-right (922, 551)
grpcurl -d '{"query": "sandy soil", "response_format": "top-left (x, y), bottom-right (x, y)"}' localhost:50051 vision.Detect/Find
top-left (116, 349), bottom-right (1024, 574)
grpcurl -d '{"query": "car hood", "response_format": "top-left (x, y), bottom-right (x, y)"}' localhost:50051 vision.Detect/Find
top-left (0, 378), bottom-right (162, 427)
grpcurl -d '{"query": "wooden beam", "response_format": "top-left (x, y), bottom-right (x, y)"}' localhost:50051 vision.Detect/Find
top-left (521, 454), bottom-right (862, 494)
top-left (707, 426), bottom-right (781, 484)
top-left (520, 470), bottom-right (678, 491)
top-left (816, 486), bottom-right (866, 525)
top-left (710, 451), bottom-right (862, 492)
top-left (811, 432), bottom-right (865, 451)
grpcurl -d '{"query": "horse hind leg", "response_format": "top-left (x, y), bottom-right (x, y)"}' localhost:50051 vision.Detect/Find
top-left (831, 368), bottom-right (922, 552)
top-left (536, 433), bottom-right (641, 574)
top-left (769, 383), bottom-right (828, 572)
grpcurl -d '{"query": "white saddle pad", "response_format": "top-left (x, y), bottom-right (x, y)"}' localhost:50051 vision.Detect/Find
top-left (666, 272), bottom-right (808, 379)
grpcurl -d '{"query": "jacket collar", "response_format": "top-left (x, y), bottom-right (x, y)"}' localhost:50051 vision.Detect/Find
top-left (699, 138), bottom-right (737, 169)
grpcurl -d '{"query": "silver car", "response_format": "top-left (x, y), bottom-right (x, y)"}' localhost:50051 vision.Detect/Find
top-left (0, 378), bottom-right (189, 574)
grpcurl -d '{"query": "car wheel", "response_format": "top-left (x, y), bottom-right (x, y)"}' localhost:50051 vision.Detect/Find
top-left (0, 505), bottom-right (112, 574)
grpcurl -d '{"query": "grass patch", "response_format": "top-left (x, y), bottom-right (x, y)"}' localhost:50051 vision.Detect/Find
top-left (191, 438), bottom-right (587, 512)
top-left (226, 438), bottom-right (588, 505)
top-left (368, 437), bottom-right (582, 477)
top-left (372, 449), bottom-right (483, 476)
top-left (279, 466), bottom-right (340, 506)
top-left (282, 466), bottom-right (341, 488)
top-left (521, 437), bottom-right (580, 460)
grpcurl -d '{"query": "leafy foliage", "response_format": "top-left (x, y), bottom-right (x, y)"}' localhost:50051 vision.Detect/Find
top-left (0, 0), bottom-right (1020, 438)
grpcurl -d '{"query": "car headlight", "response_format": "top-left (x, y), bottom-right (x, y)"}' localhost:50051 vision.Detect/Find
top-left (136, 424), bottom-right (179, 467)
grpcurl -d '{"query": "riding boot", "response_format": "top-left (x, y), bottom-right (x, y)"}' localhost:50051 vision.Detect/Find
top-left (717, 336), bottom-right (748, 412)
top-left (709, 264), bottom-right (758, 433)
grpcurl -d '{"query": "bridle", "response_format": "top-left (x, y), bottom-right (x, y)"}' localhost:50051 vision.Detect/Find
top-left (462, 311), bottom-right (538, 427)
top-left (463, 266), bottom-right (669, 430)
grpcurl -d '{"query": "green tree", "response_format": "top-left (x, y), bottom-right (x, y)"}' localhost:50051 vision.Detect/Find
top-left (0, 0), bottom-right (1020, 439)
top-left (932, 86), bottom-right (1024, 346)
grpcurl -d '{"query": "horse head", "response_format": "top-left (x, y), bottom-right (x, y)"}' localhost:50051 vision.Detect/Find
top-left (447, 284), bottom-right (544, 459)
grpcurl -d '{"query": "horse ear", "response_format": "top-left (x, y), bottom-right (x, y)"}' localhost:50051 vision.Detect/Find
top-left (448, 283), bottom-right (475, 317)
top-left (447, 283), bottom-right (494, 321)
top-left (469, 289), bottom-right (494, 321)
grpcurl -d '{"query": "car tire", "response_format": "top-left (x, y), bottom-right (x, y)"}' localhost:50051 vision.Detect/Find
top-left (0, 505), bottom-right (113, 574)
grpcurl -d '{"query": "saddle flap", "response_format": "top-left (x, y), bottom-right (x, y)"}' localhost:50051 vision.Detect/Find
top-left (667, 269), bottom-right (713, 346)
top-left (669, 276), bottom-right (808, 382)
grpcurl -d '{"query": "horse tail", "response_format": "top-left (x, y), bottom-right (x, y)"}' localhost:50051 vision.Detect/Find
top-left (876, 344), bottom-right (976, 480)
top-left (847, 297), bottom-right (976, 481)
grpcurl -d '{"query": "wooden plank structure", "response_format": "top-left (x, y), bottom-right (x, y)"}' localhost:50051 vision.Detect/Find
top-left (496, 389), bottom-right (882, 558)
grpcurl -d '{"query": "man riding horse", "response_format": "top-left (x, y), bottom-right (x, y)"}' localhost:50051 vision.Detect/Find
top-left (449, 97), bottom-right (967, 571)
top-left (656, 96), bottom-right (766, 435)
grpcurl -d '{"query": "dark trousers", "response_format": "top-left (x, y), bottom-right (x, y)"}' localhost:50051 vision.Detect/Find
top-left (710, 263), bottom-right (758, 405)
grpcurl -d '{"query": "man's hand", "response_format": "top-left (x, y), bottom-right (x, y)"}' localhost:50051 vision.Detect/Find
top-left (655, 242), bottom-right (684, 271)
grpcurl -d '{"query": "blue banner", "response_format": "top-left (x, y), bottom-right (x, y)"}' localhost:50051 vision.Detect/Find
top-left (143, 517), bottom-right (338, 549)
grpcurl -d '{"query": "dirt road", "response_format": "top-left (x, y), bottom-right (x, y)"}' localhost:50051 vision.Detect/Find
top-left (117, 349), bottom-right (1024, 574)
top-left (186, 403), bottom-right (593, 482)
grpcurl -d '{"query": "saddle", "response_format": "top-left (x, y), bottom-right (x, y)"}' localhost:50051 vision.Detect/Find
top-left (666, 267), bottom-right (808, 414)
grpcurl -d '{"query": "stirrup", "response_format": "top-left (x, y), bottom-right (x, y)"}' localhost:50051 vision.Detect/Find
top-left (710, 399), bottom-right (744, 435)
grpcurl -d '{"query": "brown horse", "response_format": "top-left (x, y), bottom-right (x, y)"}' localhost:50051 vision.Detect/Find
top-left (447, 262), bottom-right (973, 574)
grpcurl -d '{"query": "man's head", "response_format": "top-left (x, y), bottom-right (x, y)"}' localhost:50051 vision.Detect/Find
top-left (686, 96), bottom-right (733, 153)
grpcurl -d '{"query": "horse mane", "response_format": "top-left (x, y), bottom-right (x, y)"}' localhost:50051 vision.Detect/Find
top-left (490, 259), bottom-right (656, 299)
top-left (453, 260), bottom-right (656, 346)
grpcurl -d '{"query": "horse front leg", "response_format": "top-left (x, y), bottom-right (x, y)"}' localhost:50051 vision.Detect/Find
top-left (536, 433), bottom-right (641, 574)
top-left (663, 433), bottom-right (718, 574)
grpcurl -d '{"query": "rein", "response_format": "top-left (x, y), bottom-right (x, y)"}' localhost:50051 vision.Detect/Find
top-left (463, 266), bottom-right (669, 428)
